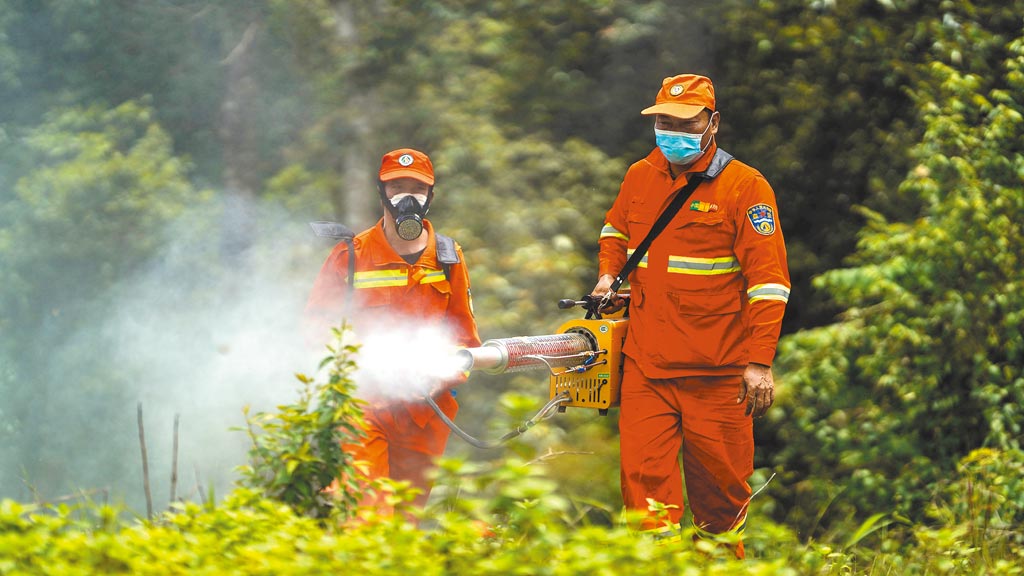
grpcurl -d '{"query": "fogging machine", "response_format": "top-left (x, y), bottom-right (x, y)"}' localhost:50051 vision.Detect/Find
top-left (457, 296), bottom-right (629, 415)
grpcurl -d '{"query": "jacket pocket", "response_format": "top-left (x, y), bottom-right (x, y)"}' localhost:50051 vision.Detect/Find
top-left (672, 213), bottom-right (731, 249)
top-left (427, 278), bottom-right (452, 306)
top-left (427, 278), bottom-right (451, 295)
top-left (356, 286), bottom-right (391, 309)
top-left (410, 279), bottom-right (451, 318)
top-left (676, 213), bottom-right (725, 228)
top-left (663, 289), bottom-right (746, 367)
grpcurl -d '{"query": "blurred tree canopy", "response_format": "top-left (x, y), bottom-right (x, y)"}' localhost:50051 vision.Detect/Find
top-left (0, 98), bottom-right (205, 497)
top-left (764, 6), bottom-right (1024, 534)
top-left (0, 0), bottom-right (1021, 544)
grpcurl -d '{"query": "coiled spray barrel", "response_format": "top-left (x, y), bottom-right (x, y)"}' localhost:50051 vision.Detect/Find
top-left (457, 317), bottom-right (628, 413)
top-left (457, 332), bottom-right (597, 374)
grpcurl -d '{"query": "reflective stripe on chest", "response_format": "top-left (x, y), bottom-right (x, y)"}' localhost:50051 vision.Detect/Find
top-left (353, 268), bottom-right (446, 289)
top-left (667, 255), bottom-right (740, 275)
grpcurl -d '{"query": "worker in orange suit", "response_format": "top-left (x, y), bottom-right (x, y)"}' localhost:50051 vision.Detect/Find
top-left (305, 148), bottom-right (481, 514)
top-left (590, 74), bottom-right (790, 558)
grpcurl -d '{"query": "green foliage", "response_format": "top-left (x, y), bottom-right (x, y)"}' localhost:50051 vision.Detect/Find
top-left (0, 458), bottom-right (787, 574)
top-left (260, 0), bottom-right (634, 337)
top-left (2, 327), bottom-right (1022, 574)
top-left (238, 324), bottom-right (366, 521)
top-left (930, 448), bottom-right (1024, 555)
top-left (438, 132), bottom-right (626, 340)
top-left (1, 451), bottom-right (1022, 574)
top-left (709, 0), bottom-right (1024, 329)
top-left (0, 0), bottom-right (312, 184)
top-left (2, 3), bottom-right (1024, 569)
top-left (820, 449), bottom-right (1024, 574)
top-left (0, 4), bottom-right (17, 93)
top-left (4, 99), bottom-right (198, 298)
top-left (0, 98), bottom-right (203, 353)
top-left (0, 98), bottom-right (207, 499)
top-left (765, 14), bottom-right (1024, 534)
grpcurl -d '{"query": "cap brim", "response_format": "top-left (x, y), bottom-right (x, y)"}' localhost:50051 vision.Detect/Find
top-left (640, 103), bottom-right (707, 119)
top-left (379, 169), bottom-right (434, 185)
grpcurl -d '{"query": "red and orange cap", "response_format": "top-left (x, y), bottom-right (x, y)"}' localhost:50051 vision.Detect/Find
top-left (379, 148), bottom-right (435, 185)
top-left (641, 74), bottom-right (716, 119)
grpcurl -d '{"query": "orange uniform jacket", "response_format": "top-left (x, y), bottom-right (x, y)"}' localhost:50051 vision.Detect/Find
top-left (305, 219), bottom-right (481, 453)
top-left (599, 142), bottom-right (790, 377)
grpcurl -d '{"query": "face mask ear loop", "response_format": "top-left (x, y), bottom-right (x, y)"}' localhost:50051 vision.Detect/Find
top-left (695, 110), bottom-right (719, 157)
top-left (378, 180), bottom-right (399, 234)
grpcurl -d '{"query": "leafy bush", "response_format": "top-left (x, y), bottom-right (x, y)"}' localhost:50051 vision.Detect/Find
top-left (237, 324), bottom-right (366, 521)
top-left (763, 15), bottom-right (1024, 534)
top-left (930, 448), bottom-right (1024, 555)
top-left (3, 455), bottom-right (1022, 575)
top-left (2, 335), bottom-right (1023, 574)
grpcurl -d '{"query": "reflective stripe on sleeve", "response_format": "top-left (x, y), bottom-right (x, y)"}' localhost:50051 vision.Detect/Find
top-left (747, 283), bottom-right (790, 303)
top-left (600, 223), bottom-right (629, 241)
top-left (667, 255), bottom-right (741, 275)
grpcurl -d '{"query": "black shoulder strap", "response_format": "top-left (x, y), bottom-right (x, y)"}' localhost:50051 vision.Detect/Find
top-left (704, 147), bottom-right (735, 179)
top-left (435, 233), bottom-right (460, 281)
top-left (309, 221), bottom-right (357, 307)
top-left (609, 148), bottom-right (734, 293)
top-left (342, 238), bottom-right (355, 293)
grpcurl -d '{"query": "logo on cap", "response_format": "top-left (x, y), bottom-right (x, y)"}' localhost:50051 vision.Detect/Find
top-left (669, 84), bottom-right (685, 96)
top-left (398, 154), bottom-right (414, 166)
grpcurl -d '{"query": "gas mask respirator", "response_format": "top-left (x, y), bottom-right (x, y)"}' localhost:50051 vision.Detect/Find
top-left (386, 192), bottom-right (431, 241)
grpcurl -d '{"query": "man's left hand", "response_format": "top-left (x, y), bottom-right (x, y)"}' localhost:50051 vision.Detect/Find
top-left (738, 363), bottom-right (775, 418)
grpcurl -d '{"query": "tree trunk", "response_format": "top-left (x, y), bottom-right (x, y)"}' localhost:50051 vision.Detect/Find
top-left (331, 1), bottom-right (376, 230)
top-left (219, 20), bottom-right (261, 256)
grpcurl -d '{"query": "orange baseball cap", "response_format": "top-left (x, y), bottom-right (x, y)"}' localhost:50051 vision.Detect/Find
top-left (641, 74), bottom-right (716, 119)
top-left (378, 148), bottom-right (435, 185)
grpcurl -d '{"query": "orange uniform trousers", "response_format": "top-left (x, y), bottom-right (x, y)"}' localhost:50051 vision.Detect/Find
top-left (618, 355), bottom-right (753, 557)
top-left (347, 391), bottom-right (458, 512)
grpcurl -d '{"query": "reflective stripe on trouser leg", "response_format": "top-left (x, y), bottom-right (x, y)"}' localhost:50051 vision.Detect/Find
top-left (618, 355), bottom-right (686, 531)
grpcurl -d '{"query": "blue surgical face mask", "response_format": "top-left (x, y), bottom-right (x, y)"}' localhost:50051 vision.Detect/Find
top-left (654, 115), bottom-right (715, 165)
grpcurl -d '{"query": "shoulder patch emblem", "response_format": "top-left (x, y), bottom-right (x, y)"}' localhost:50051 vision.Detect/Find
top-left (746, 203), bottom-right (776, 235)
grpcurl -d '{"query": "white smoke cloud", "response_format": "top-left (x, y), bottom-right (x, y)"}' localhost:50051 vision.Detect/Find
top-left (6, 195), bottom-right (486, 512)
top-left (84, 199), bottom-right (327, 510)
top-left (345, 324), bottom-right (469, 402)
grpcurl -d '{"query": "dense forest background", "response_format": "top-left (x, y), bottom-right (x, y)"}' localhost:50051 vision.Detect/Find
top-left (1, 0), bottom-right (1022, 558)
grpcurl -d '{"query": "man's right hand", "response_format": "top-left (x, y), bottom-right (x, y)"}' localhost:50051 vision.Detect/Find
top-left (590, 274), bottom-right (625, 313)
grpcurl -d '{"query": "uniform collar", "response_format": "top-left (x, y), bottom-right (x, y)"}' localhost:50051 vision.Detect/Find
top-left (646, 140), bottom-right (719, 178)
top-left (365, 218), bottom-right (438, 267)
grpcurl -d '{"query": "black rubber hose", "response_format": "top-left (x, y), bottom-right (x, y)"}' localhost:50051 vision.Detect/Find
top-left (424, 392), bottom-right (570, 449)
